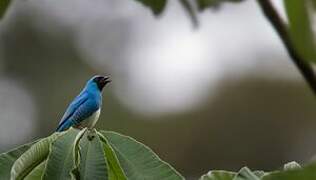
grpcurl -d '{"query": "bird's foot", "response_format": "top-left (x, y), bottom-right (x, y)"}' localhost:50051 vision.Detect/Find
top-left (74, 124), bottom-right (84, 130)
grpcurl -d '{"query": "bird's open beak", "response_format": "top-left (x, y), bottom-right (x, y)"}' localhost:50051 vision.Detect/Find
top-left (102, 76), bottom-right (111, 85)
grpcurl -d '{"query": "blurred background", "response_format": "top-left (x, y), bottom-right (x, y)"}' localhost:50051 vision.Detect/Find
top-left (0, 0), bottom-right (316, 178)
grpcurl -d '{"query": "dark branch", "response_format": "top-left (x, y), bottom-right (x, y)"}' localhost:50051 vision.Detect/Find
top-left (257, 0), bottom-right (316, 96)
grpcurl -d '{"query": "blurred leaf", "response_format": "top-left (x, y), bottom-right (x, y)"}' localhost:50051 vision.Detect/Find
top-left (100, 131), bottom-right (184, 180)
top-left (97, 132), bottom-right (127, 180)
top-left (199, 170), bottom-right (236, 180)
top-left (197, 0), bottom-right (243, 11)
top-left (0, 141), bottom-right (38, 180)
top-left (0, 0), bottom-right (10, 19)
top-left (43, 128), bottom-right (83, 180)
top-left (79, 130), bottom-right (108, 180)
top-left (285, 0), bottom-right (316, 63)
top-left (284, 161), bottom-right (301, 171)
top-left (133, 0), bottom-right (167, 15)
top-left (24, 161), bottom-right (46, 180)
top-left (197, 0), bottom-right (221, 10)
top-left (233, 167), bottom-right (260, 180)
top-left (179, 0), bottom-right (199, 27)
top-left (11, 134), bottom-right (60, 180)
top-left (262, 163), bottom-right (316, 180)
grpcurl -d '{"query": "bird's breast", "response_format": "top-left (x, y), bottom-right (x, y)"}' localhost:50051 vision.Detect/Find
top-left (82, 108), bottom-right (101, 129)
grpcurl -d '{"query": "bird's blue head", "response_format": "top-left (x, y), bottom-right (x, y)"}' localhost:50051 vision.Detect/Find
top-left (86, 75), bottom-right (111, 92)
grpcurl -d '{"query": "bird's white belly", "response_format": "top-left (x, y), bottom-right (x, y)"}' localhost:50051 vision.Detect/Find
top-left (81, 108), bottom-right (100, 129)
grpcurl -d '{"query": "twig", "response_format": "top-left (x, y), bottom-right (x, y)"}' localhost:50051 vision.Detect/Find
top-left (257, 0), bottom-right (316, 96)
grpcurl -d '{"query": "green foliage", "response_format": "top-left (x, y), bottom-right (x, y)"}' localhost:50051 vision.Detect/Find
top-left (43, 128), bottom-right (83, 180)
top-left (0, 141), bottom-right (38, 180)
top-left (11, 133), bottom-right (60, 180)
top-left (79, 131), bottom-right (108, 180)
top-left (0, 0), bottom-right (10, 19)
top-left (100, 131), bottom-right (183, 180)
top-left (97, 132), bottom-right (127, 180)
top-left (0, 128), bottom-right (183, 180)
top-left (3, 130), bottom-right (316, 180)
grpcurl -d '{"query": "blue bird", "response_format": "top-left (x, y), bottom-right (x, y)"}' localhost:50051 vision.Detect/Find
top-left (56, 75), bottom-right (111, 132)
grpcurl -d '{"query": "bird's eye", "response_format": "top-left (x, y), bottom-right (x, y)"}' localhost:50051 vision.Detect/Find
top-left (93, 77), bottom-right (100, 82)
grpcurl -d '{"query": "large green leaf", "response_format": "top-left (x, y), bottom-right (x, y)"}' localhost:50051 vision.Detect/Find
top-left (11, 134), bottom-right (60, 180)
top-left (0, 0), bottom-right (10, 19)
top-left (79, 130), bottom-right (108, 180)
top-left (200, 170), bottom-right (236, 180)
top-left (100, 131), bottom-right (184, 180)
top-left (133, 0), bottom-right (167, 15)
top-left (97, 132), bottom-right (127, 180)
top-left (284, 0), bottom-right (316, 63)
top-left (43, 128), bottom-right (84, 180)
top-left (0, 141), bottom-right (38, 180)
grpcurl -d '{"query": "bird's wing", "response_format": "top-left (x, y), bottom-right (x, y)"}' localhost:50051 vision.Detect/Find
top-left (56, 92), bottom-right (89, 131)
top-left (56, 93), bottom-right (100, 132)
top-left (68, 99), bottom-right (99, 124)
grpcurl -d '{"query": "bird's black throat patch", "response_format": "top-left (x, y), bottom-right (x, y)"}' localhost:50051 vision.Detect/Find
top-left (93, 76), bottom-right (111, 91)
